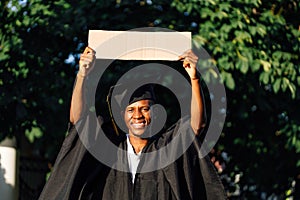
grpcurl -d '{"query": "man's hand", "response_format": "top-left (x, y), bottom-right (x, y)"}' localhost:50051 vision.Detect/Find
top-left (78, 47), bottom-right (96, 77)
top-left (178, 50), bottom-right (199, 80)
top-left (70, 46), bottom-right (96, 124)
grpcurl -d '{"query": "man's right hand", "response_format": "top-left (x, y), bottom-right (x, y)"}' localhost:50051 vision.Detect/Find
top-left (70, 47), bottom-right (95, 123)
top-left (78, 47), bottom-right (96, 77)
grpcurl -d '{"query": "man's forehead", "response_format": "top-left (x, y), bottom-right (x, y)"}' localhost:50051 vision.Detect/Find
top-left (126, 99), bottom-right (153, 108)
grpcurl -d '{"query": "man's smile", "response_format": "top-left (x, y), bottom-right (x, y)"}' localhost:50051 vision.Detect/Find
top-left (130, 121), bottom-right (147, 129)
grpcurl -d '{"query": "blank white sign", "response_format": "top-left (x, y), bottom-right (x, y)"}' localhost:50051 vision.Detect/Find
top-left (88, 30), bottom-right (191, 60)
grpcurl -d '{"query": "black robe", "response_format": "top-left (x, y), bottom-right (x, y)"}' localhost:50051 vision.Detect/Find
top-left (38, 115), bottom-right (226, 200)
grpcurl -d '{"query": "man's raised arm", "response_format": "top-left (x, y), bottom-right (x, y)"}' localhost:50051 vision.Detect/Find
top-left (179, 50), bottom-right (205, 135)
top-left (70, 47), bottom-right (96, 124)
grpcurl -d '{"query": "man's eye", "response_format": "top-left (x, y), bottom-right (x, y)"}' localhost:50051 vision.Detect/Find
top-left (142, 107), bottom-right (150, 112)
top-left (127, 108), bottom-right (133, 112)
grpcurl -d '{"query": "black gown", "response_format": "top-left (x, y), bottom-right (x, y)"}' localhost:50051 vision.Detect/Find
top-left (38, 114), bottom-right (226, 200)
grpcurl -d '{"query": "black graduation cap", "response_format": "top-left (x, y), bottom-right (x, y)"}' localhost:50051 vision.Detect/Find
top-left (108, 83), bottom-right (156, 109)
top-left (106, 71), bottom-right (159, 109)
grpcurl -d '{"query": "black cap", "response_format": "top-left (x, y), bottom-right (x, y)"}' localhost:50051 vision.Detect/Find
top-left (108, 83), bottom-right (156, 109)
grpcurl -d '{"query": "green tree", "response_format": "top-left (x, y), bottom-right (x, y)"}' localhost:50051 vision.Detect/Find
top-left (171, 0), bottom-right (300, 198)
top-left (1, 0), bottom-right (299, 199)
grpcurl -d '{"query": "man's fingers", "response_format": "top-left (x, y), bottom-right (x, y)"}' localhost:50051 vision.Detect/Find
top-left (182, 57), bottom-right (198, 68)
top-left (78, 47), bottom-right (96, 77)
top-left (185, 56), bottom-right (198, 63)
top-left (80, 60), bottom-right (90, 65)
top-left (83, 46), bottom-right (96, 55)
top-left (178, 50), bottom-right (198, 67)
top-left (179, 55), bottom-right (197, 62)
top-left (80, 54), bottom-right (94, 63)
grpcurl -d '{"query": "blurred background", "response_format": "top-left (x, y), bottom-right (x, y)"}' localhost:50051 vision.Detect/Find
top-left (0, 0), bottom-right (299, 199)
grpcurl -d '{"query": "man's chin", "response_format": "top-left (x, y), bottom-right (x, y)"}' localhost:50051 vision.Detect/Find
top-left (131, 131), bottom-right (146, 138)
top-left (131, 129), bottom-right (150, 139)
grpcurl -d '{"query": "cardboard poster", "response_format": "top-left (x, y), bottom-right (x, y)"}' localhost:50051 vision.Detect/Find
top-left (88, 30), bottom-right (191, 60)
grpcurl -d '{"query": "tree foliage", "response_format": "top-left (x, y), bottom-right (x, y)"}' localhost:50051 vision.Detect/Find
top-left (170, 0), bottom-right (300, 198)
top-left (1, 0), bottom-right (299, 198)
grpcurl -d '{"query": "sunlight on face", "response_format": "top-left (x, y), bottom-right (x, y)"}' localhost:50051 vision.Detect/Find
top-left (123, 99), bottom-right (152, 137)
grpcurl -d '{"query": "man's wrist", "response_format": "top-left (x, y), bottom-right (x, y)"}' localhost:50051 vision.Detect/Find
top-left (77, 72), bottom-right (86, 79)
top-left (190, 76), bottom-right (199, 81)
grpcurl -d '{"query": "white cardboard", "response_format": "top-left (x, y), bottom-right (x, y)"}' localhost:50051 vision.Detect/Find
top-left (88, 30), bottom-right (191, 60)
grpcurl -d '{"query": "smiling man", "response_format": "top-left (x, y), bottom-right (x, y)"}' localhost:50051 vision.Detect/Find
top-left (39, 47), bottom-right (226, 200)
top-left (124, 99), bottom-right (152, 152)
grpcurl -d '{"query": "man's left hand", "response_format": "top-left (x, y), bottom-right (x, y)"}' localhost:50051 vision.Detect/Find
top-left (178, 50), bottom-right (199, 80)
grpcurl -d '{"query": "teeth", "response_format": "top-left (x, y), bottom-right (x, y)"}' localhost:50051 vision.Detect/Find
top-left (132, 122), bottom-right (144, 125)
top-left (131, 122), bottom-right (146, 128)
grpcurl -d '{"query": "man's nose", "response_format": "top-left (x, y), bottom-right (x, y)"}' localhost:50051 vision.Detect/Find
top-left (132, 109), bottom-right (142, 119)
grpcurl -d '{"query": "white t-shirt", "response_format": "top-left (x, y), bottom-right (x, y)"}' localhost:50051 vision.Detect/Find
top-left (126, 136), bottom-right (141, 184)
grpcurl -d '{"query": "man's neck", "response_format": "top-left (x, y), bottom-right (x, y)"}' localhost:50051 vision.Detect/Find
top-left (128, 135), bottom-right (148, 154)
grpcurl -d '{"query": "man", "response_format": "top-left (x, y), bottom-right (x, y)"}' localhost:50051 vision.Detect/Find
top-left (39, 47), bottom-right (226, 199)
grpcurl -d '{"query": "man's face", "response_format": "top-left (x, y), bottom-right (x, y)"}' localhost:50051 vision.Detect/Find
top-left (123, 99), bottom-right (152, 137)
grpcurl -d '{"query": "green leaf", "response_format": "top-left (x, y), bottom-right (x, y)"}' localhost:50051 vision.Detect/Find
top-left (256, 24), bottom-right (267, 37)
top-left (260, 60), bottom-right (271, 72)
top-left (272, 78), bottom-right (281, 93)
top-left (251, 60), bottom-right (261, 72)
top-left (241, 61), bottom-right (249, 74)
top-left (281, 77), bottom-right (288, 91)
top-left (217, 56), bottom-right (230, 70)
top-left (295, 140), bottom-right (300, 153)
top-left (297, 160), bottom-right (300, 167)
top-left (25, 127), bottom-right (43, 143)
top-left (297, 77), bottom-right (300, 86)
top-left (224, 72), bottom-right (235, 90)
top-left (192, 35), bottom-right (207, 47)
top-left (259, 72), bottom-right (269, 84)
top-left (288, 81), bottom-right (296, 99)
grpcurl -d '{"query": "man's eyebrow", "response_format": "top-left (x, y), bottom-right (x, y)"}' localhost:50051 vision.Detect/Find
top-left (126, 104), bottom-right (151, 109)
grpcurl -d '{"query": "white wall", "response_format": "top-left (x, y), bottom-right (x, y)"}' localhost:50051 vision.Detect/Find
top-left (0, 146), bottom-right (18, 200)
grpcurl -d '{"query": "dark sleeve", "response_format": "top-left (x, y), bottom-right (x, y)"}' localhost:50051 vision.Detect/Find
top-left (38, 112), bottom-right (110, 200)
top-left (38, 123), bottom-right (98, 200)
top-left (190, 138), bottom-right (227, 199)
top-left (161, 122), bottom-right (226, 199)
